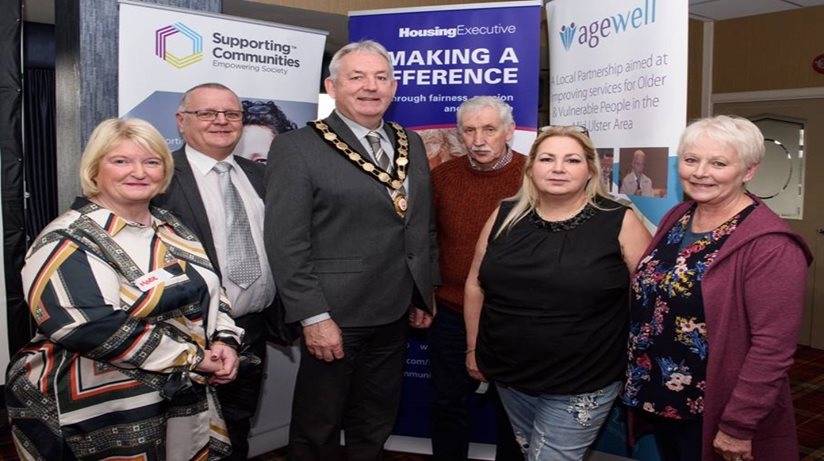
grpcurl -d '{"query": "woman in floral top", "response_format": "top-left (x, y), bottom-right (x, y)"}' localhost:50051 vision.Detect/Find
top-left (623, 115), bottom-right (811, 461)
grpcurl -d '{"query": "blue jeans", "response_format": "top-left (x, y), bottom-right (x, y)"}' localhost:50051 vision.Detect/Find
top-left (497, 381), bottom-right (620, 461)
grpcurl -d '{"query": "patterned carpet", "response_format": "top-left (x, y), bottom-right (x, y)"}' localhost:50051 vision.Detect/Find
top-left (2, 346), bottom-right (823, 460)
top-left (793, 346), bottom-right (824, 461)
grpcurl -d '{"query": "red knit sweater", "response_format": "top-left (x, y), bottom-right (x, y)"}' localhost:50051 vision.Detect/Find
top-left (432, 153), bottom-right (525, 312)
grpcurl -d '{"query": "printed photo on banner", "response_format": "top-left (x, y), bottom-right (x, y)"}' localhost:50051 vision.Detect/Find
top-left (237, 99), bottom-right (299, 164)
top-left (596, 147), bottom-right (615, 192)
top-left (417, 127), bottom-right (467, 170)
top-left (618, 146), bottom-right (669, 198)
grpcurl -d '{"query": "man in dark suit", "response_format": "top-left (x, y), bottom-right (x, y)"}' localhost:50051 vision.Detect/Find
top-left (153, 82), bottom-right (275, 460)
top-left (265, 40), bottom-right (439, 461)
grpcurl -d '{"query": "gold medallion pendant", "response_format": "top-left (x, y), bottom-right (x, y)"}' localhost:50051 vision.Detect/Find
top-left (393, 193), bottom-right (408, 218)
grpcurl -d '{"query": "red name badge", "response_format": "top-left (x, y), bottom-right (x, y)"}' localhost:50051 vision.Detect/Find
top-left (135, 269), bottom-right (173, 291)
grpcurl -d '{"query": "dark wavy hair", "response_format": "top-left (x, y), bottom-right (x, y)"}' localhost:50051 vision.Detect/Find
top-left (241, 100), bottom-right (298, 135)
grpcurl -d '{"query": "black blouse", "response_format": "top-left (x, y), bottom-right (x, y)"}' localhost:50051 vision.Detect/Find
top-left (477, 198), bottom-right (630, 395)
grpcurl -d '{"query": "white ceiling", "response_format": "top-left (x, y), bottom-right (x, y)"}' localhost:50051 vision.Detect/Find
top-left (688, 0), bottom-right (824, 21)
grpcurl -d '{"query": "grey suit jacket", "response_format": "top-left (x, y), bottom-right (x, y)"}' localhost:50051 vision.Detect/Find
top-left (264, 112), bottom-right (438, 328)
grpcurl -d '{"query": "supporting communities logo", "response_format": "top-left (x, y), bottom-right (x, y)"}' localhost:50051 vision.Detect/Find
top-left (557, 0), bottom-right (657, 50)
top-left (155, 22), bottom-right (203, 68)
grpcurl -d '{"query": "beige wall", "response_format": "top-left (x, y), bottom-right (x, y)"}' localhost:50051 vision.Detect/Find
top-left (687, 19), bottom-right (704, 120)
top-left (712, 6), bottom-right (824, 93)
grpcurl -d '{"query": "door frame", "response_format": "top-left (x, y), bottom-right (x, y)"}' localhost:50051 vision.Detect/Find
top-left (712, 89), bottom-right (824, 348)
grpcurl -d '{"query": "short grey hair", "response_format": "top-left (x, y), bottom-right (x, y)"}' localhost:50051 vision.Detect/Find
top-left (328, 40), bottom-right (395, 82)
top-left (177, 82), bottom-right (240, 112)
top-left (678, 115), bottom-right (765, 168)
top-left (457, 96), bottom-right (515, 130)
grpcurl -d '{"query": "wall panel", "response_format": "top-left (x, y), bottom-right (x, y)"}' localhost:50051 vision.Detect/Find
top-left (713, 6), bottom-right (824, 93)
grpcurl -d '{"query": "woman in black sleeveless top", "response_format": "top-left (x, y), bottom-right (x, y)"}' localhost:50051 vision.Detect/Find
top-left (464, 126), bottom-right (650, 461)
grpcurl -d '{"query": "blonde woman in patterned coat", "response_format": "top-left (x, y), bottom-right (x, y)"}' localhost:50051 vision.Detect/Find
top-left (5, 118), bottom-right (243, 460)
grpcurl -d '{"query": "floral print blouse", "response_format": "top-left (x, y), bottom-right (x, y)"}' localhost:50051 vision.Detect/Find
top-left (623, 203), bottom-right (756, 420)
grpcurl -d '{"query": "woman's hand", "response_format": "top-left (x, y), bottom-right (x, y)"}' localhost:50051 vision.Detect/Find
top-left (713, 429), bottom-right (753, 461)
top-left (465, 350), bottom-right (487, 382)
top-left (195, 351), bottom-right (222, 374)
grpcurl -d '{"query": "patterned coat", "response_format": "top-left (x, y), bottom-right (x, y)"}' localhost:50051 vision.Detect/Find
top-left (5, 199), bottom-right (243, 460)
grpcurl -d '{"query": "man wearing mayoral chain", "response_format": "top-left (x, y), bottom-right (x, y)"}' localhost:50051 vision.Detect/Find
top-left (264, 40), bottom-right (439, 461)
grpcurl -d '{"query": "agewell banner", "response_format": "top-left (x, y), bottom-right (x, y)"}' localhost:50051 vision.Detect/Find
top-left (118, 0), bottom-right (326, 163)
top-left (350, 0), bottom-right (542, 170)
top-left (547, 0), bottom-right (687, 226)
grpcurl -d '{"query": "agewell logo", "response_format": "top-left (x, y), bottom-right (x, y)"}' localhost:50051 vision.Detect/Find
top-left (559, 23), bottom-right (576, 50)
top-left (557, 0), bottom-right (656, 50)
top-left (155, 22), bottom-right (203, 68)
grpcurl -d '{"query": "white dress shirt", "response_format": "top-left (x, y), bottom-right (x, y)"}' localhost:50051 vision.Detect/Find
top-left (184, 146), bottom-right (275, 317)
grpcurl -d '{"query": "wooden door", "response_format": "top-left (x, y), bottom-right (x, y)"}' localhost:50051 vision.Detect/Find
top-left (715, 98), bottom-right (824, 348)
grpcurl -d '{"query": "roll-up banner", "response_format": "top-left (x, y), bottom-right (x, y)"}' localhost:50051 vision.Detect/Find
top-left (118, 2), bottom-right (326, 454)
top-left (547, 1), bottom-right (687, 459)
top-left (349, 2), bottom-right (542, 456)
top-left (547, 0), bottom-right (688, 228)
top-left (118, 0), bottom-right (326, 164)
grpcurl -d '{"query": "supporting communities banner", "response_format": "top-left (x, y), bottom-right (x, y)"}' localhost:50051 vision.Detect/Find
top-left (350, 0), bottom-right (542, 170)
top-left (547, 0), bottom-right (687, 227)
top-left (349, 2), bottom-right (542, 454)
top-left (118, 0), bottom-right (326, 163)
top-left (118, 2), bottom-right (326, 455)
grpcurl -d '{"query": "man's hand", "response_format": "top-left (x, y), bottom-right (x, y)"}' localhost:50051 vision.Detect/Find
top-left (303, 318), bottom-right (344, 362)
top-left (409, 306), bottom-right (434, 329)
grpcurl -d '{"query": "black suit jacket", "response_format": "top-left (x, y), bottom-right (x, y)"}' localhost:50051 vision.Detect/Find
top-left (154, 148), bottom-right (264, 278)
top-left (153, 148), bottom-right (296, 343)
top-left (264, 112), bottom-right (439, 328)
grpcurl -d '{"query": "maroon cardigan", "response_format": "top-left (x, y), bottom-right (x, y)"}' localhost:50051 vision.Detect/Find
top-left (649, 197), bottom-right (812, 460)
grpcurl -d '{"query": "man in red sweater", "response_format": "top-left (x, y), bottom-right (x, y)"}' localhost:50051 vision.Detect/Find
top-left (430, 96), bottom-right (525, 460)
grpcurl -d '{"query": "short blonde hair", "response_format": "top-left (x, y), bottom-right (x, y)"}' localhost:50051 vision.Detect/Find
top-left (79, 118), bottom-right (173, 197)
top-left (496, 127), bottom-right (609, 237)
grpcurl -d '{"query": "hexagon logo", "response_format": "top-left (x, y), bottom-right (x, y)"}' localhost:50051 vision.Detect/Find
top-left (155, 22), bottom-right (203, 68)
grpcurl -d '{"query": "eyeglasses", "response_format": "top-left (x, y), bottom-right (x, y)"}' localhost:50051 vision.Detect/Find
top-left (540, 125), bottom-right (590, 137)
top-left (180, 110), bottom-right (244, 122)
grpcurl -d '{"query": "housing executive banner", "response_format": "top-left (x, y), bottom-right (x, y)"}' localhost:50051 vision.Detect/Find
top-left (118, 1), bottom-right (326, 162)
top-left (349, 1), bottom-right (541, 453)
top-left (548, 0), bottom-right (687, 229)
top-left (350, 0), bottom-right (542, 171)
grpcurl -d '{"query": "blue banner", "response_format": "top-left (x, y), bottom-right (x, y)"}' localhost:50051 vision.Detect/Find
top-left (350, 1), bottom-right (542, 168)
